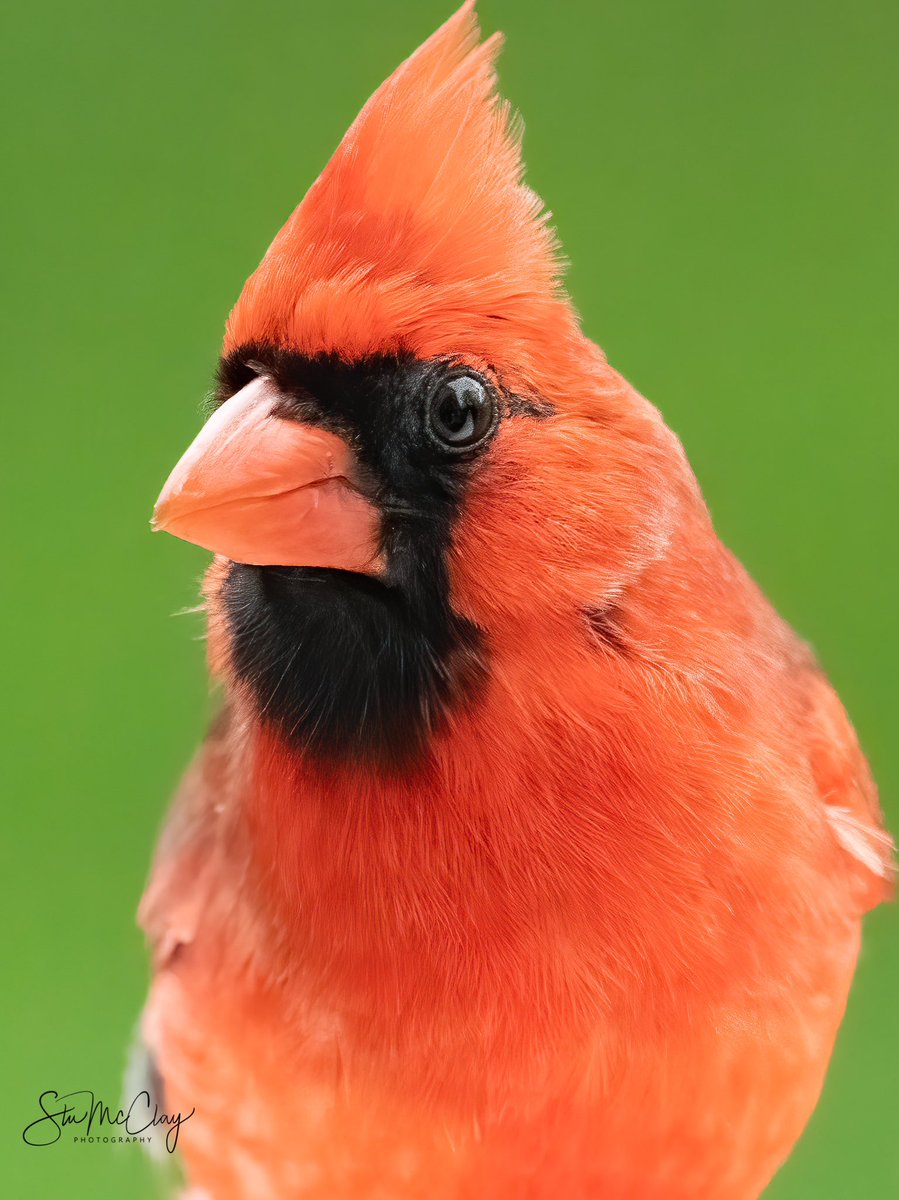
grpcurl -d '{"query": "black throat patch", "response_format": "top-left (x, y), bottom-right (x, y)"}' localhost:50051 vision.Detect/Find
top-left (216, 345), bottom-right (507, 767)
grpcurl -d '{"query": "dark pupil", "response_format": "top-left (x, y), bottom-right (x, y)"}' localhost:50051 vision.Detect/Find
top-left (438, 392), bottom-right (474, 436)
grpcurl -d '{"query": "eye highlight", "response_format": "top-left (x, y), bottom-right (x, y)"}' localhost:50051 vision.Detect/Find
top-left (426, 374), bottom-right (498, 452)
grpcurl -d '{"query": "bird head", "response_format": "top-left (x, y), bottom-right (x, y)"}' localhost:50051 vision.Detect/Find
top-left (154, 2), bottom-right (686, 765)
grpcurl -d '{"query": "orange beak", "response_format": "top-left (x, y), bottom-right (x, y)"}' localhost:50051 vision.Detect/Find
top-left (153, 376), bottom-right (381, 572)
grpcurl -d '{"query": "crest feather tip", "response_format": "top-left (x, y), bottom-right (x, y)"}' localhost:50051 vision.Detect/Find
top-left (227, 3), bottom-right (575, 368)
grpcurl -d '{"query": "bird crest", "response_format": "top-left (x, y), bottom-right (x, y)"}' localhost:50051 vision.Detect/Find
top-left (225, 2), bottom-right (576, 371)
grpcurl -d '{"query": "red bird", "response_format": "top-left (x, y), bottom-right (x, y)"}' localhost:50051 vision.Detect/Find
top-left (141, 5), bottom-right (891, 1197)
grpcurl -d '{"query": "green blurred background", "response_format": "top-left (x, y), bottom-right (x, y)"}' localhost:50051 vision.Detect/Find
top-left (2, 1), bottom-right (896, 1195)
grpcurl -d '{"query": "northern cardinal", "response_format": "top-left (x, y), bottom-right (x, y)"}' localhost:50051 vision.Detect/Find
top-left (141, 4), bottom-right (891, 1197)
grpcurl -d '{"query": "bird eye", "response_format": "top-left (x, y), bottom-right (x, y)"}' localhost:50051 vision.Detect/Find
top-left (426, 375), bottom-right (497, 452)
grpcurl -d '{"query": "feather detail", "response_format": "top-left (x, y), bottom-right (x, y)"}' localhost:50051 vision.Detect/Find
top-left (825, 804), bottom-right (895, 884)
top-left (225, 2), bottom-right (578, 377)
